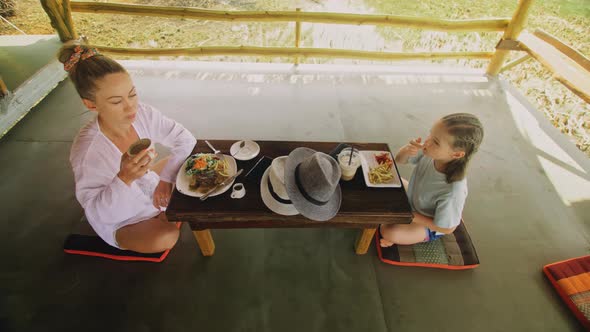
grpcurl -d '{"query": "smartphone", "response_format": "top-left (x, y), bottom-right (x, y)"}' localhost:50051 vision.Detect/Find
top-left (244, 156), bottom-right (273, 180)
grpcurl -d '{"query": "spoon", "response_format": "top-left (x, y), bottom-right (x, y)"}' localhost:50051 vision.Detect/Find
top-left (232, 141), bottom-right (246, 157)
top-left (205, 140), bottom-right (221, 156)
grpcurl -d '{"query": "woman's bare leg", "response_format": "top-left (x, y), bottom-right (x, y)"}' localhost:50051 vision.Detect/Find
top-left (115, 213), bottom-right (179, 253)
top-left (379, 222), bottom-right (426, 247)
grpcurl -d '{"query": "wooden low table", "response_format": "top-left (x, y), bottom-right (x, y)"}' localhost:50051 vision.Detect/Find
top-left (166, 140), bottom-right (412, 256)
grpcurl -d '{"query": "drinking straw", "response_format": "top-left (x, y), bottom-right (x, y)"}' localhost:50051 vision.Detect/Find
top-left (348, 147), bottom-right (354, 165)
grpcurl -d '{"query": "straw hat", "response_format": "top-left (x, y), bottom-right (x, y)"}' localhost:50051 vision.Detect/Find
top-left (260, 156), bottom-right (299, 216)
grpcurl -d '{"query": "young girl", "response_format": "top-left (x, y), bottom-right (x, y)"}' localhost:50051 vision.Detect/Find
top-left (61, 41), bottom-right (196, 253)
top-left (380, 113), bottom-right (484, 247)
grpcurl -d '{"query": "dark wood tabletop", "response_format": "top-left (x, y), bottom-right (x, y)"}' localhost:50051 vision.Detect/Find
top-left (166, 140), bottom-right (412, 230)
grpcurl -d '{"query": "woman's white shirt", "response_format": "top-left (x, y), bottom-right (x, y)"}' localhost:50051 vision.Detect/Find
top-left (70, 103), bottom-right (196, 247)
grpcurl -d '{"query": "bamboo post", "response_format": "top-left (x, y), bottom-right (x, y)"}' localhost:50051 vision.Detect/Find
top-left (40, 0), bottom-right (78, 42)
top-left (294, 8), bottom-right (301, 65)
top-left (0, 76), bottom-right (8, 99)
top-left (487, 0), bottom-right (535, 75)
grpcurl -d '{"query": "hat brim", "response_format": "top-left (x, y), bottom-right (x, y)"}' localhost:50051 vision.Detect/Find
top-left (284, 147), bottom-right (342, 222)
top-left (260, 166), bottom-right (299, 216)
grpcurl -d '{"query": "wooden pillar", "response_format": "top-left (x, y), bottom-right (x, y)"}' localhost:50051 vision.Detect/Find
top-left (193, 229), bottom-right (215, 256)
top-left (486, 0), bottom-right (535, 75)
top-left (40, 0), bottom-right (78, 42)
top-left (0, 76), bottom-right (7, 99)
top-left (355, 228), bottom-right (376, 255)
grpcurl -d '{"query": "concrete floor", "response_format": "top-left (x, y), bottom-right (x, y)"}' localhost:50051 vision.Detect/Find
top-left (1, 52), bottom-right (589, 331)
top-left (0, 35), bottom-right (62, 90)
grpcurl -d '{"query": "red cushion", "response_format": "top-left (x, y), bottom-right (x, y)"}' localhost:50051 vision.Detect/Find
top-left (543, 255), bottom-right (590, 330)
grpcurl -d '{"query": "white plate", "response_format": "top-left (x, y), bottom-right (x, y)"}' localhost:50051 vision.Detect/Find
top-left (175, 154), bottom-right (238, 197)
top-left (230, 140), bottom-right (260, 161)
top-left (359, 150), bottom-right (401, 188)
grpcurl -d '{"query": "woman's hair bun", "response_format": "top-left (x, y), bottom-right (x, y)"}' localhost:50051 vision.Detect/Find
top-left (57, 40), bottom-right (91, 66)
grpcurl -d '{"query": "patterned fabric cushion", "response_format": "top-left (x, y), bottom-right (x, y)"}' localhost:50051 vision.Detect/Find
top-left (376, 220), bottom-right (479, 270)
top-left (543, 256), bottom-right (590, 330)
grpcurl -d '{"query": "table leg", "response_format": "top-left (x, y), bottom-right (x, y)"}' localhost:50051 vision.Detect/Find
top-left (355, 228), bottom-right (376, 255)
top-left (193, 229), bottom-right (215, 256)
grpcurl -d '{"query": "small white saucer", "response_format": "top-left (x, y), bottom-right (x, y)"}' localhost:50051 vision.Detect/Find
top-left (230, 140), bottom-right (260, 161)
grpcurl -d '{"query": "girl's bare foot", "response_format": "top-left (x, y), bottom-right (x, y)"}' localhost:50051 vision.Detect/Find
top-left (380, 238), bottom-right (394, 247)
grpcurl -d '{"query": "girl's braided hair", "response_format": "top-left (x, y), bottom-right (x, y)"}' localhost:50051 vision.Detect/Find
top-left (441, 113), bottom-right (484, 183)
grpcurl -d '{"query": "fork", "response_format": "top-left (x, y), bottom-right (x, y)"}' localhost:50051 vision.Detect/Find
top-left (205, 140), bottom-right (221, 155)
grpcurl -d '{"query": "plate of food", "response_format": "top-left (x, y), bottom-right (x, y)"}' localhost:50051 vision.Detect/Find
top-left (359, 151), bottom-right (401, 188)
top-left (176, 153), bottom-right (237, 197)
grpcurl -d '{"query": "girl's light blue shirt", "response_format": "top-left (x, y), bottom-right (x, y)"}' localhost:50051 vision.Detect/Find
top-left (407, 150), bottom-right (467, 231)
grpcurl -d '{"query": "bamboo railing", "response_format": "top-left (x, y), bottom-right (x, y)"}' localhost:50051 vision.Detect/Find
top-left (42, 0), bottom-right (512, 63)
top-left (516, 30), bottom-right (590, 103)
top-left (499, 54), bottom-right (531, 73)
top-left (69, 2), bottom-right (510, 32)
top-left (40, 0), bottom-right (590, 103)
top-left (533, 29), bottom-right (590, 72)
top-left (95, 46), bottom-right (494, 60)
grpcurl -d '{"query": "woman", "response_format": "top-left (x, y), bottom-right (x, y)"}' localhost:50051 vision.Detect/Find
top-left (61, 41), bottom-right (196, 253)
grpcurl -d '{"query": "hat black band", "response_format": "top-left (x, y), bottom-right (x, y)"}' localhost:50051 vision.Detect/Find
top-left (267, 176), bottom-right (292, 205)
top-left (295, 164), bottom-right (329, 206)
